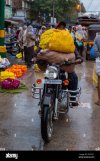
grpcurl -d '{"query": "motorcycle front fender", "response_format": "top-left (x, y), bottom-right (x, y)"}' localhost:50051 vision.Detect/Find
top-left (42, 94), bottom-right (52, 106)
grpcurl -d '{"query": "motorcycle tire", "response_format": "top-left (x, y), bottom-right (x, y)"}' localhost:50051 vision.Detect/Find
top-left (41, 106), bottom-right (53, 143)
top-left (65, 92), bottom-right (70, 113)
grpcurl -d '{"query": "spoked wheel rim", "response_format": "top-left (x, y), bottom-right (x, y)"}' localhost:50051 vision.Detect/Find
top-left (47, 111), bottom-right (53, 139)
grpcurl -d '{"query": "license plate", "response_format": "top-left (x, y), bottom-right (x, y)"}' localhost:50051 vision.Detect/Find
top-left (44, 79), bottom-right (62, 84)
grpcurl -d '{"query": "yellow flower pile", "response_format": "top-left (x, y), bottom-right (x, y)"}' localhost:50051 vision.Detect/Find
top-left (0, 71), bottom-right (16, 81)
top-left (39, 29), bottom-right (75, 53)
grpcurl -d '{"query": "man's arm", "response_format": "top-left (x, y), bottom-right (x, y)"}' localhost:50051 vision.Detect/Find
top-left (94, 41), bottom-right (100, 58)
top-left (74, 48), bottom-right (83, 63)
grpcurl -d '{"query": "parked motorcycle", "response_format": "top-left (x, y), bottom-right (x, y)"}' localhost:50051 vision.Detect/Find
top-left (32, 60), bottom-right (81, 143)
top-left (5, 35), bottom-right (20, 56)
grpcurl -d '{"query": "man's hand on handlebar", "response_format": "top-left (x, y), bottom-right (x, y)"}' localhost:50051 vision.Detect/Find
top-left (75, 59), bottom-right (82, 64)
top-left (62, 58), bottom-right (83, 66)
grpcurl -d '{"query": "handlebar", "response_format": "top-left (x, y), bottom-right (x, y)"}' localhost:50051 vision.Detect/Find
top-left (60, 60), bottom-right (78, 66)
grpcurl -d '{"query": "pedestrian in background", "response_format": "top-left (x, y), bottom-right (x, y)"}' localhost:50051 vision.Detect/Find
top-left (22, 25), bottom-right (27, 61)
top-left (94, 32), bottom-right (100, 106)
top-left (68, 26), bottom-right (75, 41)
top-left (18, 26), bottom-right (27, 60)
top-left (38, 25), bottom-right (46, 39)
top-left (26, 25), bottom-right (36, 68)
top-left (17, 27), bottom-right (23, 42)
top-left (82, 26), bottom-right (88, 41)
top-left (75, 25), bottom-right (85, 57)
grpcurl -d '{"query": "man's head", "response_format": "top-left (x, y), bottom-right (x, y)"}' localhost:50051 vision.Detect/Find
top-left (23, 25), bottom-right (27, 30)
top-left (27, 25), bottom-right (33, 32)
top-left (19, 27), bottom-right (23, 31)
top-left (78, 25), bottom-right (82, 30)
top-left (41, 25), bottom-right (46, 30)
top-left (68, 25), bottom-right (72, 32)
top-left (41, 25), bottom-right (46, 34)
top-left (56, 21), bottom-right (66, 30)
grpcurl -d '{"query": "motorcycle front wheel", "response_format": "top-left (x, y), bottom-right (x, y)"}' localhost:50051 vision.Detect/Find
top-left (41, 105), bottom-right (53, 143)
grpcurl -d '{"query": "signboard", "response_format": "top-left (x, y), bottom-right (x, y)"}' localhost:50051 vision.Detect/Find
top-left (5, 6), bottom-right (12, 19)
top-left (51, 17), bottom-right (57, 24)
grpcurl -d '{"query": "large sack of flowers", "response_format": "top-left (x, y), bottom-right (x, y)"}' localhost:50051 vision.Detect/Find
top-left (39, 29), bottom-right (75, 53)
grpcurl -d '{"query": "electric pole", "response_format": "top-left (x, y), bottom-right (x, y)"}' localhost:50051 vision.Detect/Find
top-left (0, 0), bottom-right (6, 58)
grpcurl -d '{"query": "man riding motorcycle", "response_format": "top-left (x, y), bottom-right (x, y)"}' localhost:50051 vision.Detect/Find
top-left (35, 21), bottom-right (83, 107)
top-left (32, 22), bottom-right (83, 143)
top-left (55, 21), bottom-right (83, 106)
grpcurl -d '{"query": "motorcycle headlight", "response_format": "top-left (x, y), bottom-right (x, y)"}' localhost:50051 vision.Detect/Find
top-left (44, 66), bottom-right (58, 79)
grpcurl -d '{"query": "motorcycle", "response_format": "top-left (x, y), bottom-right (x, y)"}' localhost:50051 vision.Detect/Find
top-left (5, 35), bottom-right (20, 56)
top-left (32, 60), bottom-right (81, 143)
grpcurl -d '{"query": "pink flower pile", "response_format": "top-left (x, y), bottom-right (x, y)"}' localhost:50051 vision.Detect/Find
top-left (0, 78), bottom-right (20, 90)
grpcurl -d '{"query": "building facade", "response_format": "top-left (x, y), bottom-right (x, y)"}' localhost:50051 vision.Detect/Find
top-left (5, 0), bottom-right (12, 19)
top-left (12, 0), bottom-right (33, 23)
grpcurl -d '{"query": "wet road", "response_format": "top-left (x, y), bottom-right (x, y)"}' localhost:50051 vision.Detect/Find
top-left (0, 68), bottom-right (42, 150)
top-left (44, 61), bottom-right (100, 150)
top-left (0, 61), bottom-right (100, 151)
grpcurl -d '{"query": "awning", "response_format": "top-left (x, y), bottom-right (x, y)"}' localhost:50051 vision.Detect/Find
top-left (12, 16), bottom-right (25, 22)
top-left (5, 19), bottom-right (18, 25)
top-left (88, 24), bottom-right (100, 30)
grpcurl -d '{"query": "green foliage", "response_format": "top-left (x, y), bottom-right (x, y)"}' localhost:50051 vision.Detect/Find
top-left (31, 0), bottom-right (81, 23)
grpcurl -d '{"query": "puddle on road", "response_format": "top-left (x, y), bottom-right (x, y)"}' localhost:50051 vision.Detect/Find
top-left (79, 103), bottom-right (92, 109)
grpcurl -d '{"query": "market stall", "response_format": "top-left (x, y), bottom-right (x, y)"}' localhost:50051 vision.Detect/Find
top-left (0, 64), bottom-right (28, 93)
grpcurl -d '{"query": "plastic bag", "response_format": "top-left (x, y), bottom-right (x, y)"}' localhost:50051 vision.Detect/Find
top-left (96, 58), bottom-right (100, 76)
top-left (16, 52), bottom-right (23, 59)
top-left (90, 45), bottom-right (95, 58)
top-left (34, 45), bottom-right (38, 52)
top-left (39, 29), bottom-right (75, 53)
top-left (0, 58), bottom-right (10, 67)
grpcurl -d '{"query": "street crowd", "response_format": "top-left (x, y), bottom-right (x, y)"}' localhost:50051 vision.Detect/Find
top-left (4, 22), bottom-right (100, 106)
top-left (5, 23), bottom-right (88, 67)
